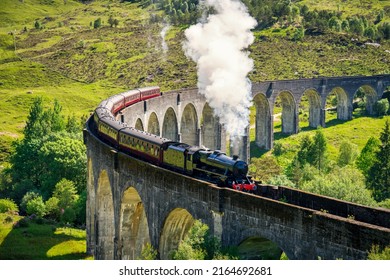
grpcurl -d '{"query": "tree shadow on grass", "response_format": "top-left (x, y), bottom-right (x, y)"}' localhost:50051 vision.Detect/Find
top-left (0, 216), bottom-right (91, 260)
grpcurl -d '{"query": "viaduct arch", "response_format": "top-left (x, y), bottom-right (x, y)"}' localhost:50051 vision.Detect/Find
top-left (85, 75), bottom-right (390, 260)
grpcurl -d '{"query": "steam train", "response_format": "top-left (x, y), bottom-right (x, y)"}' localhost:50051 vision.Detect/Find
top-left (90, 86), bottom-right (256, 192)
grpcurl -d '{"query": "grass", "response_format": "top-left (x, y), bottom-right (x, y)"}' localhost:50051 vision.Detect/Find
top-left (300, 0), bottom-right (389, 21)
top-left (0, 213), bottom-right (91, 260)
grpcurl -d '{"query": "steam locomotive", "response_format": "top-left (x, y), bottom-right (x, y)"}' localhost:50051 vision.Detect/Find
top-left (90, 86), bottom-right (256, 191)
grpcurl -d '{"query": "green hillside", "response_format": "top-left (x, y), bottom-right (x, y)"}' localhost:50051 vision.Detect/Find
top-left (0, 0), bottom-right (389, 260)
top-left (0, 0), bottom-right (388, 158)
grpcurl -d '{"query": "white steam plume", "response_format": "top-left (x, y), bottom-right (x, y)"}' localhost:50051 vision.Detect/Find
top-left (183, 0), bottom-right (257, 139)
top-left (160, 23), bottom-right (170, 54)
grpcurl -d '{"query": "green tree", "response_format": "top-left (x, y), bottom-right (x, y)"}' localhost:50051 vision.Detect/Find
top-left (108, 16), bottom-right (119, 28)
top-left (34, 20), bottom-right (41, 30)
top-left (38, 134), bottom-right (86, 195)
top-left (267, 174), bottom-right (295, 188)
top-left (249, 155), bottom-right (282, 182)
top-left (292, 27), bottom-right (305, 41)
top-left (93, 18), bottom-right (102, 29)
top-left (301, 166), bottom-right (376, 206)
top-left (337, 140), bottom-right (358, 167)
top-left (311, 130), bottom-right (328, 171)
top-left (7, 99), bottom-right (86, 203)
top-left (356, 136), bottom-right (380, 177)
top-left (45, 196), bottom-right (60, 220)
top-left (367, 245), bottom-right (390, 260)
top-left (172, 220), bottom-right (237, 260)
top-left (296, 135), bottom-right (314, 166)
top-left (23, 97), bottom-right (64, 141)
top-left (139, 243), bottom-right (158, 260)
top-left (328, 16), bottom-right (342, 32)
top-left (23, 97), bottom-right (45, 141)
top-left (0, 198), bottom-right (19, 213)
top-left (172, 220), bottom-right (208, 260)
top-left (52, 179), bottom-right (79, 210)
top-left (26, 196), bottom-right (46, 217)
top-left (367, 120), bottom-right (390, 201)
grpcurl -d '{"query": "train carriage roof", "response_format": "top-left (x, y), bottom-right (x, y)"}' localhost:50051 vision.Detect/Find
top-left (119, 127), bottom-right (177, 147)
top-left (100, 115), bottom-right (127, 131)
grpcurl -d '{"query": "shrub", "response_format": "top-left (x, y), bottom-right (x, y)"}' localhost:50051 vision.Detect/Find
top-left (61, 207), bottom-right (76, 224)
top-left (20, 191), bottom-right (41, 214)
top-left (26, 196), bottom-right (46, 218)
top-left (273, 142), bottom-right (285, 156)
top-left (93, 18), bottom-right (102, 29)
top-left (15, 217), bottom-right (29, 228)
top-left (0, 198), bottom-right (19, 213)
top-left (373, 99), bottom-right (389, 116)
top-left (367, 245), bottom-right (390, 260)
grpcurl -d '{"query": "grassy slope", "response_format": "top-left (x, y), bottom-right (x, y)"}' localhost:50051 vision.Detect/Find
top-left (0, 213), bottom-right (90, 260)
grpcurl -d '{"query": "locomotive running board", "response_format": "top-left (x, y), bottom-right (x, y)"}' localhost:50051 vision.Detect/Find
top-left (192, 167), bottom-right (228, 182)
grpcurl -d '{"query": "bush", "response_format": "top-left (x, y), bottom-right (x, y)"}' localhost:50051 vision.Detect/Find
top-left (373, 99), bottom-right (389, 116)
top-left (15, 217), bottom-right (29, 228)
top-left (26, 196), bottom-right (46, 218)
top-left (20, 191), bottom-right (41, 214)
top-left (0, 198), bottom-right (19, 213)
top-left (367, 245), bottom-right (390, 260)
top-left (61, 207), bottom-right (76, 224)
top-left (273, 142), bottom-right (285, 156)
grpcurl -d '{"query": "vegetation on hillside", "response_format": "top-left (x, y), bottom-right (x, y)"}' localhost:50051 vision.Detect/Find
top-left (0, 0), bottom-right (389, 260)
top-left (0, 213), bottom-right (90, 259)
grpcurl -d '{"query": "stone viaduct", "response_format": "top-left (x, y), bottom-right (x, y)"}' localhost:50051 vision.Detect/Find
top-left (118, 74), bottom-right (390, 160)
top-left (84, 75), bottom-right (390, 260)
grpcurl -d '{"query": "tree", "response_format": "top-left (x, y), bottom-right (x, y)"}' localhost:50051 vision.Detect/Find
top-left (139, 243), bottom-right (158, 260)
top-left (24, 97), bottom-right (44, 141)
top-left (6, 99), bottom-right (86, 203)
top-left (26, 196), bottom-right (46, 217)
top-left (38, 134), bottom-right (86, 195)
top-left (93, 18), bottom-right (102, 29)
top-left (172, 220), bottom-right (237, 260)
top-left (23, 97), bottom-right (64, 140)
top-left (108, 16), bottom-right (119, 28)
top-left (172, 220), bottom-right (208, 260)
top-left (296, 135), bottom-right (314, 166)
top-left (301, 166), bottom-right (376, 206)
top-left (267, 174), bottom-right (295, 188)
top-left (34, 20), bottom-right (41, 30)
top-left (292, 27), bottom-right (305, 41)
top-left (366, 120), bottom-right (390, 201)
top-left (249, 155), bottom-right (282, 183)
top-left (356, 137), bottom-right (380, 177)
top-left (52, 179), bottom-right (79, 210)
top-left (337, 140), bottom-right (358, 167)
top-left (311, 129), bottom-right (328, 171)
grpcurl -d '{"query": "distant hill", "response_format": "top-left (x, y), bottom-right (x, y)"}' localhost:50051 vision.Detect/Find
top-left (0, 0), bottom-right (389, 162)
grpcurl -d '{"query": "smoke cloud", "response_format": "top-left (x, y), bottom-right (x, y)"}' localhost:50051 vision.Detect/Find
top-left (183, 0), bottom-right (257, 139)
top-left (160, 23), bottom-right (170, 54)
